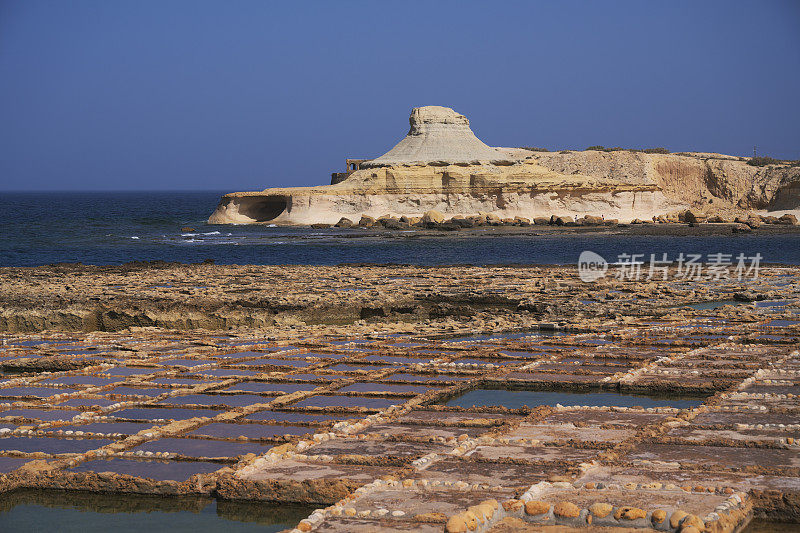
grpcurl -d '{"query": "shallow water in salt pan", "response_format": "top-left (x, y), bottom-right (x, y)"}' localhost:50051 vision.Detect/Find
top-left (0, 489), bottom-right (314, 533)
top-left (200, 369), bottom-right (260, 377)
top-left (363, 354), bottom-right (425, 364)
top-left (0, 409), bottom-right (80, 421)
top-left (0, 456), bottom-right (30, 473)
top-left (103, 367), bottom-right (158, 376)
top-left (234, 358), bottom-right (311, 368)
top-left (159, 359), bottom-right (209, 368)
top-left (0, 387), bottom-right (77, 397)
top-left (741, 520), bottom-right (800, 532)
top-left (684, 300), bottom-right (744, 310)
top-left (68, 458), bottom-right (223, 481)
top-left (150, 378), bottom-right (218, 386)
top-left (324, 364), bottom-right (385, 372)
top-left (43, 376), bottom-right (118, 386)
top-left (112, 407), bottom-right (219, 420)
top-left (445, 389), bottom-right (706, 409)
top-left (292, 395), bottom-right (398, 409)
top-left (58, 398), bottom-right (118, 408)
top-left (160, 394), bottom-right (274, 407)
top-left (242, 410), bottom-right (349, 423)
top-left (105, 386), bottom-right (171, 397)
top-left (0, 436), bottom-right (114, 454)
top-left (133, 437), bottom-right (273, 458)
top-left (451, 358), bottom-right (516, 366)
top-left (386, 373), bottom-right (471, 382)
top-left (337, 382), bottom-right (435, 394)
top-left (222, 382), bottom-right (317, 394)
top-left (189, 423), bottom-right (311, 439)
top-left (55, 421), bottom-right (161, 435)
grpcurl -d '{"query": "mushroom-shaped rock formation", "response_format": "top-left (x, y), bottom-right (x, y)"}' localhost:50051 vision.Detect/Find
top-left (208, 106), bottom-right (799, 225)
top-left (363, 106), bottom-right (513, 167)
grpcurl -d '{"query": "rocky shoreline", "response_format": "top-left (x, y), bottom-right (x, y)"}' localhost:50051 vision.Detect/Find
top-left (0, 261), bottom-right (795, 334)
top-left (315, 211), bottom-right (799, 234)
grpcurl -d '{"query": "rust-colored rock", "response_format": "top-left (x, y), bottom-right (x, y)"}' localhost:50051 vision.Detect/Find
top-left (502, 500), bottom-right (522, 512)
top-left (481, 499), bottom-right (498, 511)
top-left (553, 501), bottom-right (581, 518)
top-left (422, 210), bottom-right (445, 224)
top-left (471, 500), bottom-right (497, 522)
top-left (681, 514), bottom-right (705, 529)
top-left (414, 512), bottom-right (447, 522)
top-left (614, 506), bottom-right (646, 520)
top-left (463, 510), bottom-right (478, 531)
top-left (670, 510), bottom-right (688, 529)
top-left (445, 514), bottom-right (467, 533)
top-left (588, 502), bottom-right (613, 518)
top-left (468, 506), bottom-right (486, 524)
top-left (651, 509), bottom-right (667, 524)
top-left (524, 500), bottom-right (550, 516)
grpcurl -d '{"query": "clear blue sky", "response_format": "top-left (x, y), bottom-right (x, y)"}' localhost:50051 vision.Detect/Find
top-left (1, 0), bottom-right (798, 191)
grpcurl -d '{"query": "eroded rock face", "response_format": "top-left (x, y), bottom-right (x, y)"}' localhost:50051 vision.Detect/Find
top-left (208, 160), bottom-right (674, 225)
top-left (208, 106), bottom-right (800, 225)
top-left (534, 150), bottom-right (800, 212)
top-left (364, 105), bottom-right (512, 166)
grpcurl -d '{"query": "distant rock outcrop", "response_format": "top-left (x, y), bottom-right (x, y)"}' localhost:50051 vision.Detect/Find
top-left (209, 106), bottom-right (799, 225)
top-left (363, 105), bottom-right (513, 166)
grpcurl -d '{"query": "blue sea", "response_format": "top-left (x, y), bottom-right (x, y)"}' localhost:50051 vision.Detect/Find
top-left (1, 191), bottom-right (799, 267)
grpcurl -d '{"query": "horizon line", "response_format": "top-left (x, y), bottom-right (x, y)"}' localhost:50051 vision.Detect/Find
top-left (0, 189), bottom-right (232, 193)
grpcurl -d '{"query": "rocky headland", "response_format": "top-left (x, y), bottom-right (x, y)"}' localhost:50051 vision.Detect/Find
top-left (208, 106), bottom-right (799, 226)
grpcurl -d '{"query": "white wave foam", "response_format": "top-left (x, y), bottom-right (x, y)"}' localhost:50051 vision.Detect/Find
top-left (130, 236), bottom-right (139, 240)
top-left (202, 231), bottom-right (221, 235)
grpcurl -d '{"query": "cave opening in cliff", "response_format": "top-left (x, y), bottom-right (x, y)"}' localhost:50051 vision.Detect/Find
top-left (241, 196), bottom-right (288, 222)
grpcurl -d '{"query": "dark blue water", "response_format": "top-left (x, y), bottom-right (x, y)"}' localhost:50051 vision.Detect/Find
top-left (0, 490), bottom-right (313, 533)
top-left (2, 191), bottom-right (799, 266)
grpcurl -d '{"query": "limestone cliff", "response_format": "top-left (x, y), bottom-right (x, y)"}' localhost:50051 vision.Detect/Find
top-left (532, 150), bottom-right (800, 212)
top-left (209, 106), bottom-right (799, 225)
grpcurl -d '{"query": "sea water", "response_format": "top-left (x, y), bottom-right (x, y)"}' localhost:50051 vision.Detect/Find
top-left (2, 191), bottom-right (800, 266)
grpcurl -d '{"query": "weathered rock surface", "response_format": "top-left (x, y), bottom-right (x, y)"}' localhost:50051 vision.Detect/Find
top-left (421, 210), bottom-right (445, 224)
top-left (0, 355), bottom-right (105, 372)
top-left (364, 105), bottom-right (512, 166)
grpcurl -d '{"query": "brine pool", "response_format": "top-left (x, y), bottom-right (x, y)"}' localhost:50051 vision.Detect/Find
top-left (0, 489), bottom-right (313, 532)
top-left (445, 389), bottom-right (707, 409)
